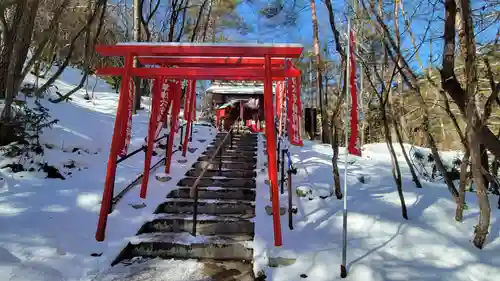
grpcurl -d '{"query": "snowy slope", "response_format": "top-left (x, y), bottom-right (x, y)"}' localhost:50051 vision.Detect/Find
top-left (2, 66), bottom-right (499, 281)
top-left (0, 67), bottom-right (216, 281)
top-left (254, 139), bottom-right (500, 281)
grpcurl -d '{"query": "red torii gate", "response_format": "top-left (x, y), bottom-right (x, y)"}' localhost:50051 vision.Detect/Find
top-left (93, 43), bottom-right (304, 247)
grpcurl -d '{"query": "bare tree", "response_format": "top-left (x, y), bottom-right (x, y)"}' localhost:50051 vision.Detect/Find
top-left (309, 0), bottom-right (328, 143)
top-left (360, 0), bottom-right (460, 201)
top-left (389, 0), bottom-right (422, 189)
top-left (132, 0), bottom-right (141, 113)
top-left (441, 0), bottom-right (490, 249)
top-left (361, 36), bottom-right (408, 219)
top-left (33, 1), bottom-right (106, 98)
top-left (50, 1), bottom-right (107, 103)
top-left (323, 0), bottom-right (349, 199)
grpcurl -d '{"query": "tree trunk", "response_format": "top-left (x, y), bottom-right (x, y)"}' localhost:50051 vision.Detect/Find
top-left (455, 146), bottom-right (470, 222)
top-left (19, 0), bottom-right (70, 83)
top-left (201, 0), bottom-right (213, 42)
top-left (470, 124), bottom-right (490, 249)
top-left (458, 0), bottom-right (490, 249)
top-left (309, 0), bottom-right (328, 143)
top-left (175, 0), bottom-right (189, 42)
top-left (132, 0), bottom-right (142, 114)
top-left (5, 0), bottom-right (40, 104)
top-left (480, 144), bottom-right (489, 187)
top-left (0, 1), bottom-right (26, 145)
top-left (392, 116), bottom-right (422, 188)
top-left (33, 4), bottom-right (100, 97)
top-left (190, 0), bottom-right (209, 42)
top-left (0, 0), bottom-right (25, 101)
top-left (389, 0), bottom-right (421, 188)
top-left (489, 129), bottom-right (500, 206)
top-left (51, 1), bottom-right (106, 104)
top-left (382, 103), bottom-right (408, 219)
top-left (438, 0), bottom-right (500, 160)
top-left (380, 39), bottom-right (460, 200)
top-left (330, 116), bottom-right (342, 199)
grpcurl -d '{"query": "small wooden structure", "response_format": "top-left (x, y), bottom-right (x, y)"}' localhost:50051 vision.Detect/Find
top-left (208, 80), bottom-right (267, 132)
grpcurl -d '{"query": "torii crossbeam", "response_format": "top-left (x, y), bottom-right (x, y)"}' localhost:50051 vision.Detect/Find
top-left (93, 42), bottom-right (304, 248)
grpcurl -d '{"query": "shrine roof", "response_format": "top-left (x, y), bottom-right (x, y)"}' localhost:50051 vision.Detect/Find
top-left (206, 80), bottom-right (276, 95)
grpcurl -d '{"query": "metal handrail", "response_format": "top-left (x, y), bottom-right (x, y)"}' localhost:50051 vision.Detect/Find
top-left (110, 129), bottom-right (187, 214)
top-left (190, 127), bottom-right (233, 236)
top-left (117, 134), bottom-right (168, 164)
top-left (286, 149), bottom-right (297, 230)
top-left (116, 122), bottom-right (186, 164)
top-left (278, 146), bottom-right (297, 230)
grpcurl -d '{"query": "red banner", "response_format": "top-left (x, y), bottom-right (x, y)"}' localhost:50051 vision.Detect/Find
top-left (276, 81), bottom-right (285, 136)
top-left (275, 81), bottom-right (283, 118)
top-left (155, 79), bottom-right (172, 139)
top-left (183, 80), bottom-right (192, 120)
top-left (348, 30), bottom-right (361, 156)
top-left (182, 80), bottom-right (196, 156)
top-left (140, 78), bottom-right (162, 198)
top-left (192, 88), bottom-right (196, 121)
top-left (117, 79), bottom-right (134, 157)
top-left (286, 76), bottom-right (303, 146)
top-left (172, 81), bottom-right (182, 132)
top-left (165, 80), bottom-right (182, 173)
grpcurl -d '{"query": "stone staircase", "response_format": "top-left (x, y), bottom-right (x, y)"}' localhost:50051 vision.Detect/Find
top-left (112, 131), bottom-right (259, 281)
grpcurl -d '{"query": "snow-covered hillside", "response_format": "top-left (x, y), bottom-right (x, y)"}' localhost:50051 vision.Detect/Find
top-left (253, 141), bottom-right (500, 281)
top-left (0, 67), bottom-right (498, 281)
top-left (0, 67), bottom-right (215, 281)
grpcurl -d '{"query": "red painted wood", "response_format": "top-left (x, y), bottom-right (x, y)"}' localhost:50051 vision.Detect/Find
top-left (263, 55), bottom-right (282, 247)
top-left (138, 57), bottom-right (286, 66)
top-left (95, 43), bottom-right (304, 244)
top-left (182, 80), bottom-right (196, 157)
top-left (95, 67), bottom-right (297, 80)
top-left (95, 44), bottom-right (303, 58)
top-left (140, 78), bottom-right (162, 198)
top-left (96, 55), bottom-right (133, 242)
top-left (165, 81), bottom-right (182, 173)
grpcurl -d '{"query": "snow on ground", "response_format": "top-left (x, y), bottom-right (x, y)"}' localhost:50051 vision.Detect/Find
top-left (254, 138), bottom-right (500, 281)
top-left (3, 64), bottom-right (500, 281)
top-left (0, 67), bottom-right (216, 281)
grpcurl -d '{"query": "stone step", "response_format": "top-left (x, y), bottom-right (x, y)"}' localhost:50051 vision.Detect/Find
top-left (193, 161), bottom-right (256, 171)
top-left (203, 151), bottom-right (256, 159)
top-left (212, 136), bottom-right (258, 144)
top-left (205, 147), bottom-right (257, 154)
top-left (210, 143), bottom-right (256, 149)
top-left (154, 199), bottom-right (255, 216)
top-left (177, 176), bottom-right (256, 188)
top-left (185, 169), bottom-right (256, 179)
top-left (197, 155), bottom-right (257, 162)
top-left (210, 140), bottom-right (256, 146)
top-left (214, 134), bottom-right (257, 138)
top-left (216, 132), bottom-right (257, 137)
top-left (107, 258), bottom-right (255, 281)
top-left (196, 260), bottom-right (255, 281)
top-left (207, 145), bottom-right (257, 152)
top-left (114, 232), bottom-right (253, 264)
top-left (214, 137), bottom-right (257, 143)
top-left (213, 135), bottom-right (257, 140)
top-left (137, 214), bottom-right (254, 236)
top-left (167, 187), bottom-right (256, 201)
top-left (212, 137), bottom-right (257, 143)
top-left (200, 153), bottom-right (256, 160)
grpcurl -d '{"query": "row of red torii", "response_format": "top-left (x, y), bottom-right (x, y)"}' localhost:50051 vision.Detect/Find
top-left (94, 43), bottom-right (305, 247)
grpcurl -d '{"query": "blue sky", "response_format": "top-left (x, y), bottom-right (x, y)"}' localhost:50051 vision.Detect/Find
top-left (228, 0), bottom-right (498, 71)
top-left (118, 0), bottom-right (497, 72)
